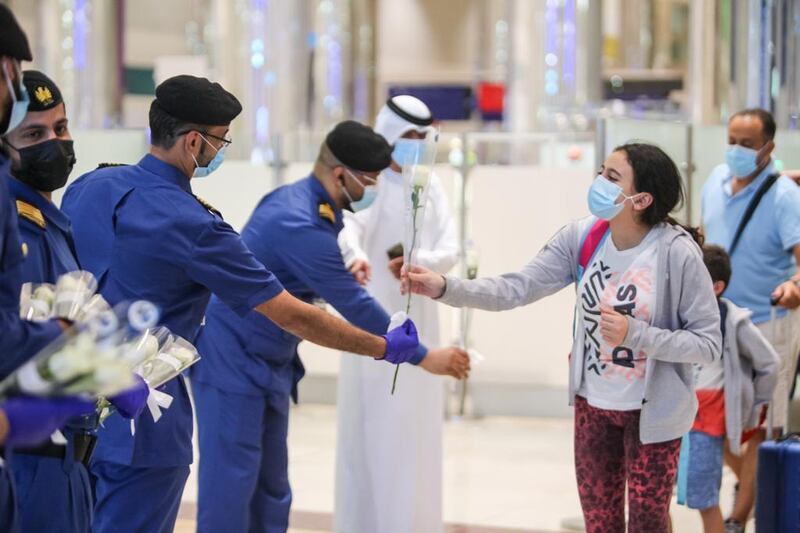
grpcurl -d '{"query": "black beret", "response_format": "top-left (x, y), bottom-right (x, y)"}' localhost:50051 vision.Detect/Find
top-left (0, 5), bottom-right (32, 61)
top-left (325, 120), bottom-right (392, 173)
top-left (154, 75), bottom-right (241, 125)
top-left (23, 70), bottom-right (62, 112)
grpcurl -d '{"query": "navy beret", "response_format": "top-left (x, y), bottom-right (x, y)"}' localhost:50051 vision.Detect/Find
top-left (0, 5), bottom-right (32, 61)
top-left (23, 70), bottom-right (62, 112)
top-left (155, 75), bottom-right (242, 125)
top-left (325, 120), bottom-right (392, 173)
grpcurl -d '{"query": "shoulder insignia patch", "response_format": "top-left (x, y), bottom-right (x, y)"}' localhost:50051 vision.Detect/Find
top-left (96, 163), bottom-right (129, 169)
top-left (194, 195), bottom-right (222, 218)
top-left (318, 202), bottom-right (336, 224)
top-left (15, 200), bottom-right (46, 229)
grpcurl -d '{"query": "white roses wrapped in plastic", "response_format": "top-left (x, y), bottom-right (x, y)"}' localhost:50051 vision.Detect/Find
top-left (98, 326), bottom-right (201, 424)
top-left (0, 299), bottom-right (161, 400)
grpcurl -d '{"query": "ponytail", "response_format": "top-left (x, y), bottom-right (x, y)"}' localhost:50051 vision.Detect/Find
top-left (665, 216), bottom-right (704, 246)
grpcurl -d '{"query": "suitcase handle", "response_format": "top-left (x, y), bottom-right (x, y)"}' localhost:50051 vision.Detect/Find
top-left (777, 432), bottom-right (800, 443)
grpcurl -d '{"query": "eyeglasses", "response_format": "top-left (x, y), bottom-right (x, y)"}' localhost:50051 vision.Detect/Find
top-left (200, 131), bottom-right (233, 148)
top-left (345, 168), bottom-right (377, 186)
top-left (178, 129), bottom-right (233, 148)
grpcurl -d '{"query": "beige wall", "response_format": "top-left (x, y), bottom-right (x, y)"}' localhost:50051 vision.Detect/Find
top-left (374, 0), bottom-right (481, 109)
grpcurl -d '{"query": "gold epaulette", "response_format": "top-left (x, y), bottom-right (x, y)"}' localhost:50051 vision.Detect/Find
top-left (194, 195), bottom-right (222, 218)
top-left (15, 200), bottom-right (46, 229)
top-left (318, 202), bottom-right (336, 224)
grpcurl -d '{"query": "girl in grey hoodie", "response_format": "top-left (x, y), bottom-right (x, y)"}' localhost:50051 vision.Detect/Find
top-left (403, 143), bottom-right (722, 533)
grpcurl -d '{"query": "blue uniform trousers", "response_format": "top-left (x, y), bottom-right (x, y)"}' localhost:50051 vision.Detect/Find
top-left (14, 450), bottom-right (92, 533)
top-left (0, 462), bottom-right (18, 533)
top-left (90, 461), bottom-right (189, 533)
top-left (193, 380), bottom-right (291, 533)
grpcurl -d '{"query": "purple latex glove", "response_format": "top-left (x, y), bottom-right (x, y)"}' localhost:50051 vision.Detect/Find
top-left (3, 396), bottom-right (96, 447)
top-left (109, 375), bottom-right (149, 419)
top-left (380, 318), bottom-right (420, 364)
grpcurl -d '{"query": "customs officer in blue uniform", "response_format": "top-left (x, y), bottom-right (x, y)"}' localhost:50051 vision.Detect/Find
top-left (4, 69), bottom-right (148, 533)
top-left (191, 121), bottom-right (470, 532)
top-left (0, 7), bottom-right (99, 532)
top-left (61, 76), bottom-right (420, 533)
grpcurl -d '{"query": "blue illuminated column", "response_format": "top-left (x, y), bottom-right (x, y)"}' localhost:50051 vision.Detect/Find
top-left (207, 0), bottom-right (313, 163)
top-left (505, 0), bottom-right (601, 133)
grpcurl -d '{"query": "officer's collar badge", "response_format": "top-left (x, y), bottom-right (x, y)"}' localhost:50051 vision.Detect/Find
top-left (15, 200), bottom-right (46, 229)
top-left (318, 202), bottom-right (336, 225)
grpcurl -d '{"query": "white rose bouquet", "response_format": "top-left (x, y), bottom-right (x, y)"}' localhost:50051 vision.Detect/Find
top-left (19, 271), bottom-right (104, 323)
top-left (98, 328), bottom-right (200, 424)
top-left (0, 300), bottom-right (161, 400)
top-left (19, 283), bottom-right (56, 321)
top-left (53, 271), bottom-right (98, 321)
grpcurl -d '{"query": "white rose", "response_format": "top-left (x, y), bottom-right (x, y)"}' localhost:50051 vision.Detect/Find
top-left (63, 360), bottom-right (133, 396)
top-left (123, 333), bottom-right (160, 367)
top-left (412, 167), bottom-right (430, 189)
top-left (140, 334), bottom-right (160, 360)
top-left (92, 361), bottom-right (135, 396)
top-left (165, 344), bottom-right (197, 366)
top-left (56, 274), bottom-right (90, 294)
top-left (47, 335), bottom-right (95, 382)
top-left (33, 285), bottom-right (56, 307)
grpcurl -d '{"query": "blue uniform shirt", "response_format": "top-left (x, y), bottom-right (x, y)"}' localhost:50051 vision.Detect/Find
top-left (61, 154), bottom-right (285, 467)
top-left (702, 161), bottom-right (800, 323)
top-left (192, 175), bottom-right (426, 402)
top-left (10, 177), bottom-right (96, 435)
top-left (9, 177), bottom-right (79, 283)
top-left (0, 154), bottom-right (62, 380)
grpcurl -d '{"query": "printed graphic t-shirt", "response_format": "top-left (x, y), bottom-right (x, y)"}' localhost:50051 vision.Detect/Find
top-left (577, 228), bottom-right (660, 411)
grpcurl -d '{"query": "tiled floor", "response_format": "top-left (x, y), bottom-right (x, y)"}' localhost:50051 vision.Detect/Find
top-left (176, 403), bottom-right (750, 532)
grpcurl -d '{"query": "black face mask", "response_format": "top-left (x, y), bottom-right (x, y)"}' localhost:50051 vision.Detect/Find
top-left (8, 139), bottom-right (76, 192)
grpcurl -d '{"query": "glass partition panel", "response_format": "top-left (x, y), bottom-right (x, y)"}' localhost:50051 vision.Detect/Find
top-left (461, 164), bottom-right (593, 387)
top-left (691, 124), bottom-right (727, 225)
top-left (605, 117), bottom-right (691, 222)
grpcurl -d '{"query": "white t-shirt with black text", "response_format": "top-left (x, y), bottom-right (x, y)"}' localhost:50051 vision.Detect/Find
top-left (577, 228), bottom-right (661, 411)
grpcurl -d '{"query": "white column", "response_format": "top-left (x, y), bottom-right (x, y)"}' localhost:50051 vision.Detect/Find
top-left (687, 0), bottom-right (719, 124)
top-left (34, 0), bottom-right (123, 128)
top-left (207, 0), bottom-right (314, 162)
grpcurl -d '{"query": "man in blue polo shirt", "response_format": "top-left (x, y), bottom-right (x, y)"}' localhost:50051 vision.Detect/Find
top-left (701, 108), bottom-right (800, 531)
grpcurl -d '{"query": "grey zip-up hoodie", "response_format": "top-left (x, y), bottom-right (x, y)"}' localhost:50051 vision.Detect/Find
top-left (438, 217), bottom-right (722, 444)
top-left (718, 298), bottom-right (779, 454)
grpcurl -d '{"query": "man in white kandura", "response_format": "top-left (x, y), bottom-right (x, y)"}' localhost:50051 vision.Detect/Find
top-left (334, 95), bottom-right (460, 533)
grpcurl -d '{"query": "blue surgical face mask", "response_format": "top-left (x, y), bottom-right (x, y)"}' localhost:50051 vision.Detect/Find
top-left (342, 169), bottom-right (378, 212)
top-left (191, 134), bottom-right (226, 178)
top-left (725, 144), bottom-right (760, 178)
top-left (3, 62), bottom-right (29, 135)
top-left (587, 175), bottom-right (640, 221)
top-left (392, 139), bottom-right (424, 167)
top-left (351, 186), bottom-right (378, 211)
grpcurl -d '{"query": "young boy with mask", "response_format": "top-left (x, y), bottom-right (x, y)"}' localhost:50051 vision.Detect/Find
top-left (679, 245), bottom-right (779, 533)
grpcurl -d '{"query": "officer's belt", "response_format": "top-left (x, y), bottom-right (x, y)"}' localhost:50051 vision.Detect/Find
top-left (3, 433), bottom-right (97, 467)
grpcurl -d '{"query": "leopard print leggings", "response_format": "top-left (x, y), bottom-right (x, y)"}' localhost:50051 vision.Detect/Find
top-left (574, 396), bottom-right (681, 533)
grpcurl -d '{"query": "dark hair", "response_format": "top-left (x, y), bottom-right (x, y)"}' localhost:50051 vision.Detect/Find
top-left (148, 100), bottom-right (201, 149)
top-left (613, 142), bottom-right (704, 246)
top-left (729, 108), bottom-right (776, 141)
top-left (702, 244), bottom-right (731, 287)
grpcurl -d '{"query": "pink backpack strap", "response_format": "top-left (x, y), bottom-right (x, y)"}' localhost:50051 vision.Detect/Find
top-left (577, 219), bottom-right (610, 281)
